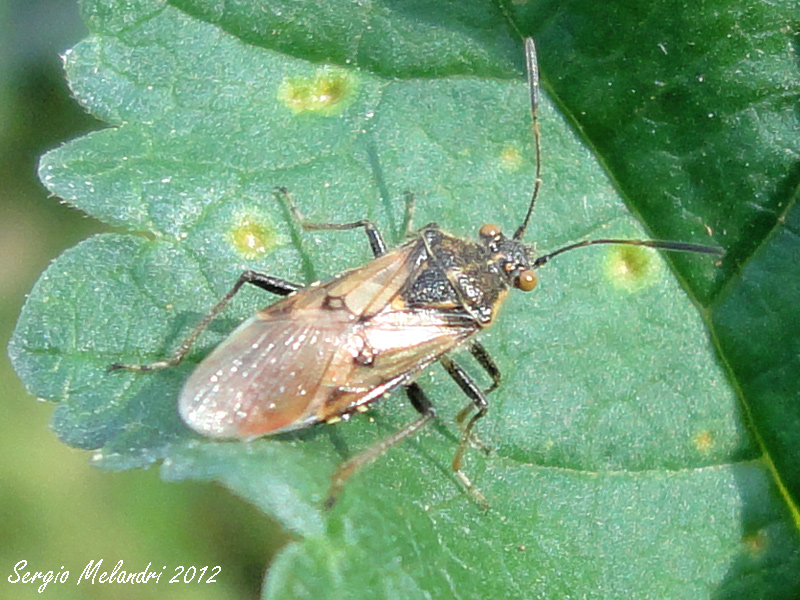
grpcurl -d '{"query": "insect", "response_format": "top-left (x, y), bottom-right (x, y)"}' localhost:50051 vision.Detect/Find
top-left (111, 39), bottom-right (721, 507)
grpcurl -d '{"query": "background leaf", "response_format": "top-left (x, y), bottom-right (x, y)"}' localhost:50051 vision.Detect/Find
top-left (8, 0), bottom-right (800, 597)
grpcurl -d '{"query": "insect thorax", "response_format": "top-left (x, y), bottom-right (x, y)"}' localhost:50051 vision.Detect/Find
top-left (401, 226), bottom-right (512, 325)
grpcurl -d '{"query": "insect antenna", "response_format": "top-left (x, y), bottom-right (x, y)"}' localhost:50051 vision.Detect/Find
top-left (513, 37), bottom-right (542, 242)
top-left (514, 38), bottom-right (724, 265)
top-left (533, 238), bottom-right (724, 269)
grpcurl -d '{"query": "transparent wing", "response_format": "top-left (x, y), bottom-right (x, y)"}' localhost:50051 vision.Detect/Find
top-left (179, 301), bottom-right (352, 438)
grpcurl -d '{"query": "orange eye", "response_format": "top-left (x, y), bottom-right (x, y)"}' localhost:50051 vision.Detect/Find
top-left (479, 223), bottom-right (501, 239)
top-left (516, 269), bottom-right (537, 291)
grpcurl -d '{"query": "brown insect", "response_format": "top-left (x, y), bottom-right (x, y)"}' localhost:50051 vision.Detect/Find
top-left (111, 39), bottom-right (721, 507)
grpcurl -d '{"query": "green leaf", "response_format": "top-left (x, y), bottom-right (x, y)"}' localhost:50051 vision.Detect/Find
top-left (9, 0), bottom-right (800, 597)
top-left (513, 0), bottom-right (800, 303)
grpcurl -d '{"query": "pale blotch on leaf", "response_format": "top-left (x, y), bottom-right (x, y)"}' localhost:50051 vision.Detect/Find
top-left (499, 143), bottom-right (523, 171)
top-left (228, 215), bottom-right (278, 259)
top-left (742, 530), bottom-right (768, 558)
top-left (603, 246), bottom-right (661, 292)
top-left (278, 69), bottom-right (356, 116)
top-left (692, 430), bottom-right (714, 453)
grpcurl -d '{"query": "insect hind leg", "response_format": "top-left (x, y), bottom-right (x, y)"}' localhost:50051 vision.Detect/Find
top-left (275, 187), bottom-right (387, 257)
top-left (326, 383), bottom-right (435, 508)
top-left (108, 270), bottom-right (301, 373)
top-left (439, 355), bottom-right (491, 509)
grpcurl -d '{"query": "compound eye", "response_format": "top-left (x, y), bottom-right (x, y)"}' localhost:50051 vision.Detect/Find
top-left (516, 269), bottom-right (538, 292)
top-left (479, 223), bottom-right (502, 239)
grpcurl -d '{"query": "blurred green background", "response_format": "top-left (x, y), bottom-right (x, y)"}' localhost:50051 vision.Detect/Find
top-left (0, 2), bottom-right (286, 598)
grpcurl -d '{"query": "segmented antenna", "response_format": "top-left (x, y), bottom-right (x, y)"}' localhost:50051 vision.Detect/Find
top-left (514, 39), bottom-right (723, 262)
top-left (513, 37), bottom-right (542, 242)
top-left (533, 238), bottom-right (723, 268)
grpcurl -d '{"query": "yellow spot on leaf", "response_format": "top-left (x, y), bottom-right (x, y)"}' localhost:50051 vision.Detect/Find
top-left (742, 530), bottom-right (768, 557)
top-left (603, 245), bottom-right (660, 292)
top-left (228, 215), bottom-right (278, 259)
top-left (692, 430), bottom-right (714, 453)
top-left (279, 69), bottom-right (356, 116)
top-left (499, 144), bottom-right (523, 171)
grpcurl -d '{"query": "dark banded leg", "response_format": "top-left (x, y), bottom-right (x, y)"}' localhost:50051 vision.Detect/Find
top-left (326, 383), bottom-right (436, 508)
top-left (451, 342), bottom-right (501, 438)
top-left (469, 341), bottom-right (501, 394)
top-left (406, 381), bottom-right (433, 416)
top-left (275, 187), bottom-right (387, 257)
top-left (439, 355), bottom-right (490, 508)
top-left (109, 270), bottom-right (301, 372)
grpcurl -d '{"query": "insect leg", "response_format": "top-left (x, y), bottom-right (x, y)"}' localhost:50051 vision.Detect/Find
top-left (451, 344), bottom-right (500, 455)
top-left (439, 355), bottom-right (490, 508)
top-left (468, 341), bottom-right (501, 394)
top-left (326, 382), bottom-right (436, 508)
top-left (275, 187), bottom-right (387, 257)
top-left (440, 354), bottom-right (490, 423)
top-left (109, 270), bottom-right (302, 372)
top-left (401, 191), bottom-right (416, 238)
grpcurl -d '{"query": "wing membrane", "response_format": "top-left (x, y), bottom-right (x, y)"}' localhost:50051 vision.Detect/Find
top-left (179, 303), bottom-right (351, 438)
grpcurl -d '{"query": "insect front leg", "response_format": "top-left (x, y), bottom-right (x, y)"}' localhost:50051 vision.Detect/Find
top-left (326, 383), bottom-right (436, 508)
top-left (275, 187), bottom-right (387, 257)
top-left (439, 354), bottom-right (491, 508)
top-left (401, 191), bottom-right (417, 238)
top-left (109, 270), bottom-right (302, 372)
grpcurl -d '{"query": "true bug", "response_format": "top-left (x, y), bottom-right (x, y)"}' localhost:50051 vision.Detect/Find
top-left (111, 39), bottom-right (721, 507)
